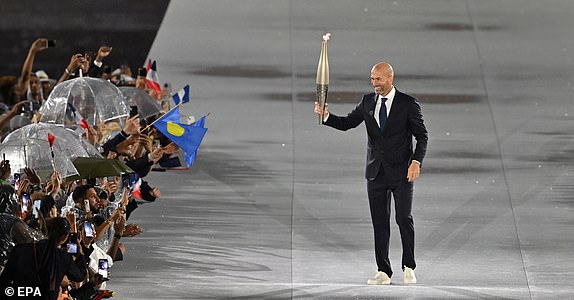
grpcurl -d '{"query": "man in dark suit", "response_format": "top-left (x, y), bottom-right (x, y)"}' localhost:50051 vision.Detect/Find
top-left (314, 62), bottom-right (428, 285)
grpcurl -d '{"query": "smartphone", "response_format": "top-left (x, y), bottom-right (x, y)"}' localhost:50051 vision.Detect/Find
top-left (32, 199), bottom-right (41, 218)
top-left (98, 259), bottom-right (109, 279)
top-left (13, 173), bottom-right (20, 190)
top-left (21, 192), bottom-right (30, 214)
top-left (46, 40), bottom-right (56, 48)
top-left (137, 67), bottom-right (146, 77)
top-left (83, 221), bottom-right (94, 238)
top-left (129, 105), bottom-right (138, 117)
top-left (83, 199), bottom-right (90, 213)
top-left (67, 233), bottom-right (78, 254)
top-left (122, 175), bottom-right (131, 190)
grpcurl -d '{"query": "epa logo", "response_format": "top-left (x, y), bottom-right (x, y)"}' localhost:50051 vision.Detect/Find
top-left (4, 286), bottom-right (42, 297)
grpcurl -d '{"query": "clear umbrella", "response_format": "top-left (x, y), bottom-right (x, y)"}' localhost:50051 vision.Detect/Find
top-left (119, 87), bottom-right (163, 119)
top-left (2, 123), bottom-right (102, 181)
top-left (39, 77), bottom-right (129, 127)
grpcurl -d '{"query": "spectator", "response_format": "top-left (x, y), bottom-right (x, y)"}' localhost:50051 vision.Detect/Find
top-left (0, 216), bottom-right (90, 300)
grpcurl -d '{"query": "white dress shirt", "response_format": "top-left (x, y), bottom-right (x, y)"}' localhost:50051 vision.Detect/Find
top-left (374, 86), bottom-right (396, 128)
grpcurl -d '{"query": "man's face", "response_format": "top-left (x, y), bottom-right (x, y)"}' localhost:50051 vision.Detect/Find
top-left (370, 69), bottom-right (391, 95)
top-left (29, 75), bottom-right (41, 96)
top-left (86, 188), bottom-right (99, 210)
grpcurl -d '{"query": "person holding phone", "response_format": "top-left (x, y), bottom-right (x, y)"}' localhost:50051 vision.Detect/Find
top-left (71, 185), bottom-right (100, 221)
top-left (0, 216), bottom-right (91, 300)
top-left (14, 38), bottom-right (50, 102)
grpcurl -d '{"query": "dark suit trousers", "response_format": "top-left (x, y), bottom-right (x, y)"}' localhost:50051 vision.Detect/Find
top-left (367, 169), bottom-right (416, 277)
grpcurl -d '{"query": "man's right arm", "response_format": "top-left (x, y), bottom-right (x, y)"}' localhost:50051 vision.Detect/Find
top-left (322, 99), bottom-right (365, 131)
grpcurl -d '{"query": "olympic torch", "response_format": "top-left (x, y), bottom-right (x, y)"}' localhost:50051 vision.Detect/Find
top-left (316, 32), bottom-right (330, 125)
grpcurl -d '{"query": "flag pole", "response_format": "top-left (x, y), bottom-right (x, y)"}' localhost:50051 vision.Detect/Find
top-left (141, 102), bottom-right (183, 132)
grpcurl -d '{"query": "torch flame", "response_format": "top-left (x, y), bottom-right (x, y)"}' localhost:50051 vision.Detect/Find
top-left (323, 32), bottom-right (331, 41)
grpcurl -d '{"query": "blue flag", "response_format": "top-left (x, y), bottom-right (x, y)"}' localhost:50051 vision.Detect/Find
top-left (153, 111), bottom-right (207, 167)
top-left (172, 85), bottom-right (190, 105)
top-left (186, 115), bottom-right (207, 166)
top-left (163, 106), bottom-right (181, 123)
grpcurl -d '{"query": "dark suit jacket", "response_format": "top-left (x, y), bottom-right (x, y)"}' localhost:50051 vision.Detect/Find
top-left (324, 89), bottom-right (428, 181)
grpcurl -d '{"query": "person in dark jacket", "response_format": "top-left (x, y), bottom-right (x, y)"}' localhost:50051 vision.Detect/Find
top-left (0, 217), bottom-right (90, 299)
top-left (314, 62), bottom-right (428, 285)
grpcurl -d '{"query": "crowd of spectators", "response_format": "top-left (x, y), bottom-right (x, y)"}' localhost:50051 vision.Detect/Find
top-left (0, 38), bottom-right (181, 299)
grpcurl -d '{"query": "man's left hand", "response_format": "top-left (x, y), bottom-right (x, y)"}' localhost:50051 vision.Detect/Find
top-left (407, 161), bottom-right (421, 182)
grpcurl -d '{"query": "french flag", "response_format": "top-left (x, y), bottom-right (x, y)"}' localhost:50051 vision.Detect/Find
top-left (67, 103), bottom-right (89, 130)
top-left (146, 59), bottom-right (152, 72)
top-left (146, 60), bottom-right (161, 94)
top-left (130, 178), bottom-right (143, 200)
top-left (172, 85), bottom-right (190, 105)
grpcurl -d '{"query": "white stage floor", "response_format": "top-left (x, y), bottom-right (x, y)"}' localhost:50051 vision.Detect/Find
top-left (109, 1), bottom-right (574, 299)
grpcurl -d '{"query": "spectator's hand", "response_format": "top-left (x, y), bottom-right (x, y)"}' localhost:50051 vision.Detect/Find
top-left (123, 223), bottom-right (144, 237)
top-left (24, 167), bottom-right (41, 184)
top-left (85, 125), bottom-right (99, 145)
top-left (150, 187), bottom-right (161, 198)
top-left (138, 134), bottom-right (153, 153)
top-left (162, 142), bottom-right (179, 155)
top-left (106, 151), bottom-right (118, 160)
top-left (116, 135), bottom-right (139, 158)
top-left (95, 46), bottom-right (112, 62)
top-left (92, 273), bottom-right (109, 287)
top-left (9, 100), bottom-right (28, 116)
top-left (123, 115), bottom-right (140, 135)
top-left (79, 52), bottom-right (91, 74)
top-left (114, 213), bottom-right (126, 236)
top-left (66, 53), bottom-right (85, 73)
top-left (18, 178), bottom-right (30, 198)
top-left (65, 210), bottom-right (77, 233)
top-left (106, 176), bottom-right (120, 194)
top-left (30, 38), bottom-right (49, 53)
top-left (49, 171), bottom-right (61, 195)
top-left (120, 187), bottom-right (129, 208)
top-left (148, 147), bottom-right (164, 163)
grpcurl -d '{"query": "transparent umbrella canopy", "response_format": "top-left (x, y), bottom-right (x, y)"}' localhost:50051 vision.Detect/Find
top-left (119, 87), bottom-right (163, 119)
top-left (39, 77), bottom-right (129, 127)
top-left (2, 123), bottom-right (102, 181)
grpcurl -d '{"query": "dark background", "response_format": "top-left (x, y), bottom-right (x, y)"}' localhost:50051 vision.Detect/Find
top-left (0, 0), bottom-right (170, 79)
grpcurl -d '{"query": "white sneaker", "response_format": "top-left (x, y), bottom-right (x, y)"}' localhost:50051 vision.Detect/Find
top-left (403, 266), bottom-right (417, 284)
top-left (367, 271), bottom-right (391, 285)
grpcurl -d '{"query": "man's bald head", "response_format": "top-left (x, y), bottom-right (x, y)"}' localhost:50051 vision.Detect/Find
top-left (371, 62), bottom-right (394, 78)
top-left (370, 62), bottom-right (394, 95)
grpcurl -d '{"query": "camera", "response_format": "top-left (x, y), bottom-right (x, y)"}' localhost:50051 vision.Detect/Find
top-left (98, 259), bottom-right (109, 279)
top-left (83, 221), bottom-right (94, 238)
top-left (67, 233), bottom-right (78, 254)
top-left (46, 40), bottom-right (56, 48)
top-left (129, 105), bottom-right (138, 118)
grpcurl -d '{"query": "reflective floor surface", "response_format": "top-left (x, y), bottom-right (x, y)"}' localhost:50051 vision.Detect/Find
top-left (109, 1), bottom-right (574, 299)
